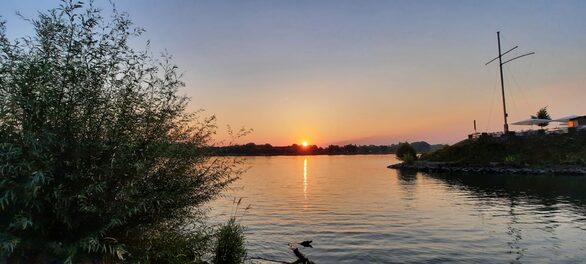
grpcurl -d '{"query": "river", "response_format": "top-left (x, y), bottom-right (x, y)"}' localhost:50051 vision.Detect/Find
top-left (208, 155), bottom-right (586, 263)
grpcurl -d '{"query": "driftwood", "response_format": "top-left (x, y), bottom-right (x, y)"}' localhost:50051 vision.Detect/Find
top-left (290, 247), bottom-right (315, 264)
top-left (250, 243), bottom-right (315, 264)
top-left (249, 256), bottom-right (290, 263)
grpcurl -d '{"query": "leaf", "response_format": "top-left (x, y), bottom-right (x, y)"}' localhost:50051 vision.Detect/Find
top-left (8, 215), bottom-right (33, 230)
top-left (116, 247), bottom-right (127, 260)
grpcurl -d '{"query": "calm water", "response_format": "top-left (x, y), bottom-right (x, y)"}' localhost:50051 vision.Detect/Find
top-left (208, 155), bottom-right (586, 263)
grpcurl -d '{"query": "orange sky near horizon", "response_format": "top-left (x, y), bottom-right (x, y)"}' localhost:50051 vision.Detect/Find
top-left (206, 71), bottom-right (584, 146)
top-left (4, 1), bottom-right (585, 146)
top-left (170, 2), bottom-right (585, 146)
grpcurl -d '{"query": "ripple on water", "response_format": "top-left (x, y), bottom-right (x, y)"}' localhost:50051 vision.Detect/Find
top-left (207, 155), bottom-right (586, 263)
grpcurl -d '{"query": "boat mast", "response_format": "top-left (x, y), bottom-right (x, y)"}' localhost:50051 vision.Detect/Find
top-left (497, 32), bottom-right (509, 133)
top-left (485, 32), bottom-right (534, 134)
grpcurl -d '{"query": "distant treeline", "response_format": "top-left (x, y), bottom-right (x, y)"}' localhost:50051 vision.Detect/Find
top-left (211, 141), bottom-right (447, 156)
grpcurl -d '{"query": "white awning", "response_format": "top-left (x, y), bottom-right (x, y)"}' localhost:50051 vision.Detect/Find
top-left (551, 115), bottom-right (579, 122)
top-left (511, 118), bottom-right (551, 125)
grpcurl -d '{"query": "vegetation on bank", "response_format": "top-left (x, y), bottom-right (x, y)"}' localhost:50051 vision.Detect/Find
top-left (420, 132), bottom-right (586, 166)
top-left (212, 141), bottom-right (446, 156)
top-left (395, 142), bottom-right (417, 163)
top-left (212, 218), bottom-right (246, 264)
top-left (0, 1), bottom-right (244, 263)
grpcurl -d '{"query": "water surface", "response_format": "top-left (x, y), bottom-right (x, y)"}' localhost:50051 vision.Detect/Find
top-left (208, 155), bottom-right (586, 263)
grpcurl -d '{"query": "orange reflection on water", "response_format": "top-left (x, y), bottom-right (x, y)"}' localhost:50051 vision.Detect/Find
top-left (303, 158), bottom-right (308, 200)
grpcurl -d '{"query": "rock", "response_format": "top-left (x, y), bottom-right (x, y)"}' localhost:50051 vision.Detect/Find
top-left (387, 161), bottom-right (586, 175)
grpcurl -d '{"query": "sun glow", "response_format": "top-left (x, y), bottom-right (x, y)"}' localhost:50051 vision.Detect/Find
top-left (302, 141), bottom-right (309, 147)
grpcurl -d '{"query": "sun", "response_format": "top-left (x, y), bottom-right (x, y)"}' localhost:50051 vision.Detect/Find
top-left (302, 141), bottom-right (309, 147)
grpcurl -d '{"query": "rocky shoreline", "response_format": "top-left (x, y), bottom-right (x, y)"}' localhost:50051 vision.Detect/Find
top-left (388, 161), bottom-right (586, 175)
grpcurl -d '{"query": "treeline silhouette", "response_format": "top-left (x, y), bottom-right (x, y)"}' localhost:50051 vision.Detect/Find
top-left (211, 141), bottom-right (446, 156)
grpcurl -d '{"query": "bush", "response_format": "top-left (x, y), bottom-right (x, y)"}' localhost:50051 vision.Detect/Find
top-left (396, 142), bottom-right (417, 163)
top-left (0, 1), bottom-right (238, 262)
top-left (213, 218), bottom-right (247, 264)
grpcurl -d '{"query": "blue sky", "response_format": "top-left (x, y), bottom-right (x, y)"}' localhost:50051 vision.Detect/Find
top-left (2, 0), bottom-right (585, 144)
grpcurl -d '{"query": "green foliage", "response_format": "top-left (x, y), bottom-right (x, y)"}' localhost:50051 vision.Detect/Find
top-left (126, 218), bottom-right (214, 264)
top-left (212, 218), bottom-right (247, 264)
top-left (422, 133), bottom-right (586, 166)
top-left (396, 142), bottom-right (417, 163)
top-left (503, 155), bottom-right (521, 166)
top-left (0, 1), bottom-right (238, 262)
top-left (531, 107), bottom-right (551, 128)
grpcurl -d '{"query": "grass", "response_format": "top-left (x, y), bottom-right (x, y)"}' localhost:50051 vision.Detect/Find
top-left (212, 217), bottom-right (247, 264)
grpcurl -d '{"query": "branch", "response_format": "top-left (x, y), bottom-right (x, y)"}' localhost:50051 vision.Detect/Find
top-left (249, 245), bottom-right (315, 264)
top-left (249, 256), bottom-right (290, 263)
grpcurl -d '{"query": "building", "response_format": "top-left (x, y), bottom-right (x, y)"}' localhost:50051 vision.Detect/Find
top-left (568, 116), bottom-right (586, 128)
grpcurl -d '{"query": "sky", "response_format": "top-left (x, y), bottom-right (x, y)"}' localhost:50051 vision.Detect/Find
top-left (2, 0), bottom-right (585, 145)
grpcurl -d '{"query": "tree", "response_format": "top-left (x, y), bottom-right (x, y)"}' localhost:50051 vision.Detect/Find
top-left (531, 106), bottom-right (551, 128)
top-left (396, 142), bottom-right (417, 163)
top-left (0, 1), bottom-right (238, 262)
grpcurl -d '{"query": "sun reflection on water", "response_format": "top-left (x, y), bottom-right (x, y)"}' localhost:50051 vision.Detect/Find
top-left (303, 158), bottom-right (307, 200)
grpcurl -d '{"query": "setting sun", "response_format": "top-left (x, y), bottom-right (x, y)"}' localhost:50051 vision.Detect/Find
top-left (302, 141), bottom-right (309, 147)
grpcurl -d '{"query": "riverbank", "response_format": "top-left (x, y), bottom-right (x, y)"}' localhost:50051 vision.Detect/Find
top-left (389, 132), bottom-right (586, 175)
top-left (423, 132), bottom-right (586, 164)
top-left (388, 161), bottom-right (586, 175)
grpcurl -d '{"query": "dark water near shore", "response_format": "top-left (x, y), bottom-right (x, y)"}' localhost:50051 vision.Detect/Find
top-left (208, 155), bottom-right (586, 263)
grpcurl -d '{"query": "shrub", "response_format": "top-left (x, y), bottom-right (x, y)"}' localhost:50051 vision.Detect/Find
top-left (396, 142), bottom-right (417, 163)
top-left (0, 1), bottom-right (238, 262)
top-left (212, 218), bottom-right (247, 264)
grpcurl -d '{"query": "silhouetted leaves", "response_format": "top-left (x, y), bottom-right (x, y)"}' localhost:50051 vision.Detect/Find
top-left (0, 1), bottom-right (238, 262)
